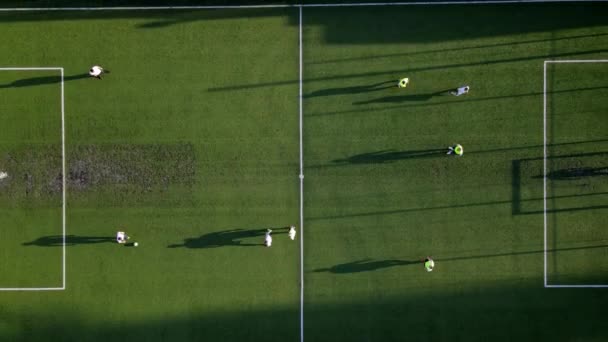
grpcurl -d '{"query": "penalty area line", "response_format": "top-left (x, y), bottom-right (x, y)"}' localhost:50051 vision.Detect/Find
top-left (0, 67), bottom-right (66, 292)
top-left (0, 287), bottom-right (65, 291)
top-left (0, 67), bottom-right (63, 70)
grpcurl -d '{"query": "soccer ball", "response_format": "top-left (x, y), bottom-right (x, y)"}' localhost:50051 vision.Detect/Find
top-left (134, 242), bottom-right (138, 247)
top-left (0, 171), bottom-right (7, 180)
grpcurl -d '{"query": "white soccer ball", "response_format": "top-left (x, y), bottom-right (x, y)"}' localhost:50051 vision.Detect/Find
top-left (0, 171), bottom-right (7, 180)
top-left (134, 242), bottom-right (138, 247)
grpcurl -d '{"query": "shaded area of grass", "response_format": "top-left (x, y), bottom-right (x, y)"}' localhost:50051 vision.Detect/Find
top-left (2, 280), bottom-right (607, 341)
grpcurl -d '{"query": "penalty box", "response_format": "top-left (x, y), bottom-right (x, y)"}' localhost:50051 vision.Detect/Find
top-left (542, 60), bottom-right (608, 288)
top-left (0, 67), bottom-right (66, 291)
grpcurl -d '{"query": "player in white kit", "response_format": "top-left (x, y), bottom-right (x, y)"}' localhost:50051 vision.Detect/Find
top-left (89, 65), bottom-right (105, 79)
top-left (288, 226), bottom-right (296, 240)
top-left (265, 229), bottom-right (273, 247)
top-left (450, 85), bottom-right (469, 96)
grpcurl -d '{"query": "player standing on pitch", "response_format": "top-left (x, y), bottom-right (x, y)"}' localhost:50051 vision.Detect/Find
top-left (265, 229), bottom-right (273, 247)
top-left (424, 257), bottom-right (435, 272)
top-left (289, 226), bottom-right (296, 240)
top-left (89, 65), bottom-right (107, 79)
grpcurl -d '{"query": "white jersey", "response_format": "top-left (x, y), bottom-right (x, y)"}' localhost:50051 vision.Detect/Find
top-left (116, 231), bottom-right (126, 243)
top-left (289, 226), bottom-right (296, 240)
top-left (455, 86), bottom-right (469, 96)
top-left (89, 66), bottom-right (103, 77)
top-left (265, 232), bottom-right (272, 247)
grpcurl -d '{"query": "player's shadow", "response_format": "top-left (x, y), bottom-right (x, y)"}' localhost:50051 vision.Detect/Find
top-left (304, 80), bottom-right (396, 98)
top-left (333, 148), bottom-right (446, 165)
top-left (0, 73), bottom-right (89, 88)
top-left (534, 167), bottom-right (608, 180)
top-left (313, 259), bottom-right (418, 274)
top-left (23, 235), bottom-right (115, 247)
top-left (168, 227), bottom-right (288, 249)
top-left (353, 89), bottom-right (453, 105)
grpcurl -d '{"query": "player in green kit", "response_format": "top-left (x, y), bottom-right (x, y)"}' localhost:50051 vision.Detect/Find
top-left (424, 257), bottom-right (435, 272)
top-left (398, 78), bottom-right (409, 88)
top-left (447, 144), bottom-right (463, 156)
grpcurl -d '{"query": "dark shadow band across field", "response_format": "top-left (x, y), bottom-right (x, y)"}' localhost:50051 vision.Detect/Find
top-left (5, 279), bottom-right (608, 342)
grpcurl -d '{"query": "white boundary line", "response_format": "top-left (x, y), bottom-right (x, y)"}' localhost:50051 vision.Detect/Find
top-left (543, 59), bottom-right (608, 289)
top-left (543, 61), bottom-right (548, 288)
top-left (0, 67), bottom-right (66, 291)
top-left (0, 287), bottom-right (64, 291)
top-left (0, 0), bottom-right (606, 11)
top-left (546, 59), bottom-right (608, 63)
top-left (61, 68), bottom-right (66, 290)
top-left (547, 285), bottom-right (608, 288)
top-left (298, 6), bottom-right (305, 342)
top-left (0, 67), bottom-right (63, 70)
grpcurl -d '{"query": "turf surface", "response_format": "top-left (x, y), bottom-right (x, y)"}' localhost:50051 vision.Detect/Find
top-left (302, 4), bottom-right (608, 341)
top-left (0, 3), bottom-right (606, 342)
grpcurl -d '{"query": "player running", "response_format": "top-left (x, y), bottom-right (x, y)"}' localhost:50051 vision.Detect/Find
top-left (89, 65), bottom-right (106, 79)
top-left (447, 144), bottom-right (464, 156)
top-left (450, 85), bottom-right (469, 96)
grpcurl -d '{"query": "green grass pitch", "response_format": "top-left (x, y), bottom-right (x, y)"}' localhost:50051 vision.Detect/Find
top-left (0, 3), bottom-right (607, 341)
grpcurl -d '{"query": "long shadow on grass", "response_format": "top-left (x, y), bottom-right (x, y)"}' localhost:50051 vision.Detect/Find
top-left (309, 85), bottom-right (608, 117)
top-left (304, 80), bottom-right (396, 98)
top-left (168, 227), bottom-right (288, 248)
top-left (307, 139), bottom-right (608, 170)
top-left (314, 244), bottom-right (608, 274)
top-left (313, 259), bottom-right (419, 273)
top-left (307, 192), bottom-right (608, 221)
top-left (332, 148), bottom-right (446, 165)
top-left (23, 235), bottom-right (114, 247)
top-left (353, 90), bottom-right (452, 105)
top-left (0, 73), bottom-right (89, 88)
top-left (534, 166), bottom-right (608, 180)
top-left (436, 244), bottom-right (608, 263)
